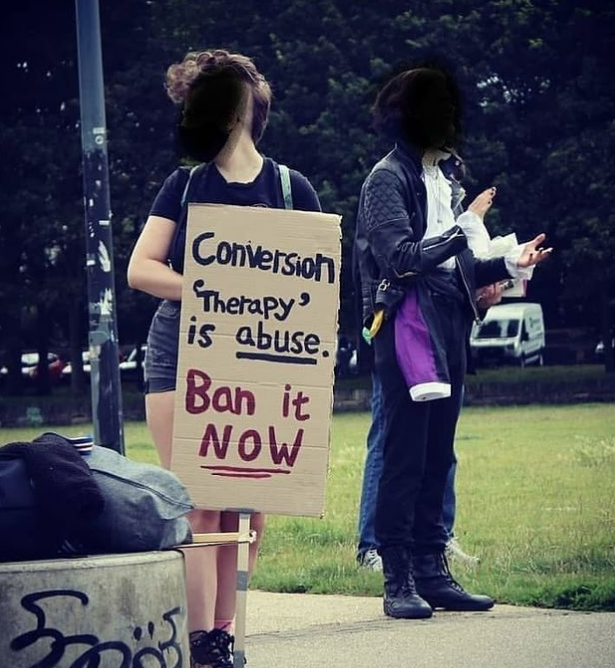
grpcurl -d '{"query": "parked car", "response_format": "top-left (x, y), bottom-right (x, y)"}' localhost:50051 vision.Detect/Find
top-left (119, 345), bottom-right (147, 381)
top-left (61, 351), bottom-right (91, 382)
top-left (0, 352), bottom-right (65, 385)
top-left (595, 337), bottom-right (615, 362)
top-left (471, 303), bottom-right (545, 368)
top-left (62, 348), bottom-right (126, 383)
top-left (335, 337), bottom-right (358, 378)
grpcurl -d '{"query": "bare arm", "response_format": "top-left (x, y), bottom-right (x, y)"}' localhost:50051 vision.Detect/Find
top-left (127, 215), bottom-right (183, 301)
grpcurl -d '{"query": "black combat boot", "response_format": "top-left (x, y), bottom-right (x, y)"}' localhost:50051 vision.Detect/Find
top-left (380, 546), bottom-right (433, 619)
top-left (413, 551), bottom-right (495, 611)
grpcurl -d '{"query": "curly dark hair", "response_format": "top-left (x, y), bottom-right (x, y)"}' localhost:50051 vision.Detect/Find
top-left (372, 65), bottom-right (462, 149)
top-left (166, 49), bottom-right (272, 144)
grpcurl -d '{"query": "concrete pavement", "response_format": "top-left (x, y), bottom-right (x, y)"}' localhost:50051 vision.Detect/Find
top-left (245, 591), bottom-right (615, 668)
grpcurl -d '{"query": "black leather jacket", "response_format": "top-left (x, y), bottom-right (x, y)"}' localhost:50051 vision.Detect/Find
top-left (355, 142), bottom-right (511, 326)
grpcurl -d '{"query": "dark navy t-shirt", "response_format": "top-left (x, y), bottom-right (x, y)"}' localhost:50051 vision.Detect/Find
top-left (150, 157), bottom-right (321, 272)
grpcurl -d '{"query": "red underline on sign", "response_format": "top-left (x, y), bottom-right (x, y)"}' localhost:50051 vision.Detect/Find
top-left (201, 465), bottom-right (291, 478)
top-left (235, 352), bottom-right (317, 365)
top-left (212, 472), bottom-right (272, 479)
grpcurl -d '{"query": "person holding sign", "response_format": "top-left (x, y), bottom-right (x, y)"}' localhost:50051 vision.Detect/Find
top-left (354, 64), bottom-right (551, 619)
top-left (128, 50), bottom-right (321, 668)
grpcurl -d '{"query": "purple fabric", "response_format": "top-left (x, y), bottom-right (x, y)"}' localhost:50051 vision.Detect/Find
top-left (394, 289), bottom-right (440, 388)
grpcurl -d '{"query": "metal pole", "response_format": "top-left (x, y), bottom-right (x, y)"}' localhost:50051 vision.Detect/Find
top-left (75, 0), bottom-right (124, 453)
top-left (234, 512), bottom-right (252, 668)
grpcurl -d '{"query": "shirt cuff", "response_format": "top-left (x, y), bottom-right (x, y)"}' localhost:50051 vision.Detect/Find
top-left (455, 210), bottom-right (481, 230)
top-left (504, 245), bottom-right (535, 280)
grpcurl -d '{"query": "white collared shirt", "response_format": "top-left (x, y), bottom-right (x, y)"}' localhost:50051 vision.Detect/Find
top-left (421, 150), bottom-right (534, 281)
top-left (421, 150), bottom-right (457, 270)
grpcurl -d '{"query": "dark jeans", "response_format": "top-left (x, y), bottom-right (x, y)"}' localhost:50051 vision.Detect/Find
top-left (357, 372), bottom-right (385, 556)
top-left (357, 378), bottom-right (462, 558)
top-left (442, 453), bottom-right (457, 541)
top-left (374, 294), bottom-right (467, 554)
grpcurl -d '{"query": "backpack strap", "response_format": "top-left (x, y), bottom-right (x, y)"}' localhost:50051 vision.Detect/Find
top-left (168, 164), bottom-right (204, 271)
top-left (279, 164), bottom-right (293, 210)
top-left (181, 164), bottom-right (202, 208)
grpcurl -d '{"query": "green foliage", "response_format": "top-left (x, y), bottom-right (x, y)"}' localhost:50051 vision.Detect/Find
top-left (572, 435), bottom-right (615, 468)
top-left (1, 0), bottom-right (614, 386)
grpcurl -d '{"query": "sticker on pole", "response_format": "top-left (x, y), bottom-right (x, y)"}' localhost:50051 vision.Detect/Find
top-left (172, 204), bottom-right (341, 517)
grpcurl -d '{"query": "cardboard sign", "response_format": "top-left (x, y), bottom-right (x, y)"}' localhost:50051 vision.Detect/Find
top-left (172, 204), bottom-right (341, 517)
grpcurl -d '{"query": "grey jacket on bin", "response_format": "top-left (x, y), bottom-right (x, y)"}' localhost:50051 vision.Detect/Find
top-left (77, 445), bottom-right (194, 553)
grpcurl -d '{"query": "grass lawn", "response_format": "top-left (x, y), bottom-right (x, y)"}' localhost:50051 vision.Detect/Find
top-left (2, 403), bottom-right (614, 611)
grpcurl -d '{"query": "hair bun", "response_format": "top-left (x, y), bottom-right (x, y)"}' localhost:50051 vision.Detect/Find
top-left (165, 49), bottom-right (273, 144)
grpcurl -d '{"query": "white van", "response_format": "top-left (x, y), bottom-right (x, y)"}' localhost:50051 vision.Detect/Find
top-left (470, 303), bottom-right (545, 367)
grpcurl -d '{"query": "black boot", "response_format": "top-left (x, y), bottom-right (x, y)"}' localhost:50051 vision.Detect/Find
top-left (381, 546), bottom-right (433, 619)
top-left (413, 551), bottom-right (494, 611)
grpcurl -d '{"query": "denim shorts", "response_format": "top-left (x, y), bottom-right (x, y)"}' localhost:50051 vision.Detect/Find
top-left (144, 300), bottom-right (181, 394)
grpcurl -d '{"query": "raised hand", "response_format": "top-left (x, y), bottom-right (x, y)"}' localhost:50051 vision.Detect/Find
top-left (467, 186), bottom-right (496, 219)
top-left (476, 282), bottom-right (505, 308)
top-left (518, 233), bottom-right (553, 268)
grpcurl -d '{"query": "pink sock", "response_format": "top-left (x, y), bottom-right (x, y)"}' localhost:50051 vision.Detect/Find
top-left (214, 619), bottom-right (234, 633)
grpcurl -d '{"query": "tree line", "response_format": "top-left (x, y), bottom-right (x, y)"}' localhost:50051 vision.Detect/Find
top-left (0, 0), bottom-right (613, 395)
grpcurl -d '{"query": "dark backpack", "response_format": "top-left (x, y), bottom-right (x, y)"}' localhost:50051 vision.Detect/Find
top-left (0, 457), bottom-right (40, 561)
top-left (0, 433), bottom-right (194, 562)
top-left (0, 433), bottom-right (105, 561)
